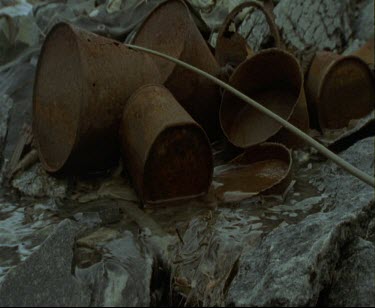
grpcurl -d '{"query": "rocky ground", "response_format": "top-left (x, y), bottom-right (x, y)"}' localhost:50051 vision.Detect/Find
top-left (0, 137), bottom-right (374, 306)
top-left (0, 0), bottom-right (374, 307)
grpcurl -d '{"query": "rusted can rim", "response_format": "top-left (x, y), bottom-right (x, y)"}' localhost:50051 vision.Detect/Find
top-left (220, 48), bottom-right (304, 148)
top-left (33, 22), bottom-right (84, 173)
top-left (131, 0), bottom-right (191, 81)
top-left (317, 54), bottom-right (374, 105)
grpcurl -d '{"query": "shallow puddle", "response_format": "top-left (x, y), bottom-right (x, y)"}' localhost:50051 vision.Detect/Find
top-left (214, 159), bottom-right (289, 202)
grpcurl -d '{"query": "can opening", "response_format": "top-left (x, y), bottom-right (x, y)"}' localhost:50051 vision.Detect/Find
top-left (221, 49), bottom-right (302, 148)
top-left (143, 125), bottom-right (213, 203)
top-left (319, 57), bottom-right (375, 129)
top-left (33, 23), bottom-right (82, 172)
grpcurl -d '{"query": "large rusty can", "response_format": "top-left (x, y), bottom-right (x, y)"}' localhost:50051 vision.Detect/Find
top-left (120, 84), bottom-right (213, 205)
top-left (220, 48), bottom-right (309, 148)
top-left (132, 0), bottom-right (222, 140)
top-left (33, 22), bottom-right (161, 173)
top-left (305, 51), bottom-right (374, 130)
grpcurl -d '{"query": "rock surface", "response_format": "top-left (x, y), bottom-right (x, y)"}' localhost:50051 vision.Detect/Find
top-left (12, 163), bottom-right (67, 198)
top-left (0, 219), bottom-right (91, 307)
top-left (327, 237), bottom-right (375, 307)
top-left (227, 137), bottom-right (374, 306)
top-left (0, 95), bottom-right (13, 174)
top-left (76, 231), bottom-right (154, 307)
top-left (0, 95), bottom-right (12, 156)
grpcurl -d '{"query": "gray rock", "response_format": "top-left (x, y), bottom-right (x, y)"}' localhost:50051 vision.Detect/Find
top-left (0, 199), bottom-right (61, 281)
top-left (12, 163), bottom-right (67, 198)
top-left (76, 231), bottom-right (154, 307)
top-left (0, 63), bottom-right (35, 163)
top-left (275, 0), bottom-right (355, 52)
top-left (327, 238), bottom-right (375, 307)
top-left (0, 95), bottom-right (13, 185)
top-left (226, 137), bottom-right (375, 307)
top-left (0, 95), bottom-right (13, 171)
top-left (73, 212), bottom-right (102, 230)
top-left (171, 216), bottom-right (243, 306)
top-left (366, 217), bottom-right (375, 244)
top-left (352, 0), bottom-right (374, 41)
top-left (0, 219), bottom-right (91, 307)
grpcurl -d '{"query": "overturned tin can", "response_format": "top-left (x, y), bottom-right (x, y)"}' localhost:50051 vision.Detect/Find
top-left (220, 48), bottom-right (309, 148)
top-left (213, 142), bottom-right (292, 203)
top-left (120, 85), bottom-right (213, 205)
top-left (33, 23), bottom-right (161, 173)
top-left (306, 51), bottom-right (374, 130)
top-left (132, 0), bottom-right (222, 140)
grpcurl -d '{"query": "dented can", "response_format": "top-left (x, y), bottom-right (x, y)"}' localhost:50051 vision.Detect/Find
top-left (220, 48), bottom-right (309, 148)
top-left (306, 51), bottom-right (374, 130)
top-left (132, 0), bottom-right (222, 140)
top-left (33, 23), bottom-right (161, 173)
top-left (120, 85), bottom-right (213, 205)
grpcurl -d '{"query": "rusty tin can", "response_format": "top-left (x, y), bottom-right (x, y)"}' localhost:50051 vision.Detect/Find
top-left (120, 84), bottom-right (213, 205)
top-left (306, 51), bottom-right (374, 130)
top-left (220, 48), bottom-right (309, 149)
top-left (132, 0), bottom-right (222, 140)
top-left (215, 0), bottom-right (282, 68)
top-left (33, 23), bottom-right (161, 173)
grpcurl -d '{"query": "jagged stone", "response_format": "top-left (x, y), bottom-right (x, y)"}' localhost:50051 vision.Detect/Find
top-left (226, 137), bottom-right (374, 307)
top-left (0, 219), bottom-right (91, 307)
top-left (327, 237), bottom-right (375, 307)
top-left (76, 231), bottom-right (154, 307)
top-left (12, 163), bottom-right (67, 198)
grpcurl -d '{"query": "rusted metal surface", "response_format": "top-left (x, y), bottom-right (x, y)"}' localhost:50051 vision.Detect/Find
top-left (306, 51), bottom-right (374, 130)
top-left (352, 38), bottom-right (374, 69)
top-left (33, 22), bottom-right (161, 173)
top-left (215, 0), bottom-right (282, 68)
top-left (220, 48), bottom-right (309, 149)
top-left (120, 84), bottom-right (213, 206)
top-left (214, 142), bottom-right (292, 202)
top-left (132, 0), bottom-right (222, 140)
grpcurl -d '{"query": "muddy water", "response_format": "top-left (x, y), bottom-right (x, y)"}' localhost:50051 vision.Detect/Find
top-left (214, 159), bottom-right (290, 202)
